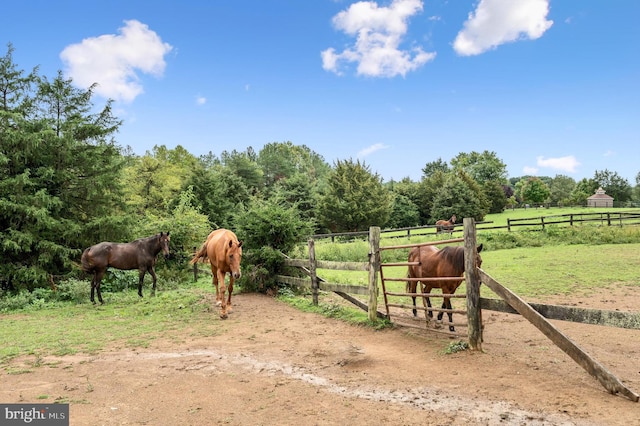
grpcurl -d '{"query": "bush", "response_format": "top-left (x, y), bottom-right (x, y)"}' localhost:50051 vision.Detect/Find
top-left (234, 198), bottom-right (313, 294)
top-left (55, 279), bottom-right (89, 304)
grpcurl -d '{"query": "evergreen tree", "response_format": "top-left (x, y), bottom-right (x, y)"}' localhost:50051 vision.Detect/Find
top-left (430, 172), bottom-right (488, 222)
top-left (317, 159), bottom-right (392, 232)
top-left (0, 46), bottom-right (127, 290)
top-left (414, 171), bottom-right (447, 225)
top-left (184, 162), bottom-right (251, 229)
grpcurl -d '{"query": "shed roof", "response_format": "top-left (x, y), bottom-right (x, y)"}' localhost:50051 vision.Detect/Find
top-left (587, 187), bottom-right (613, 200)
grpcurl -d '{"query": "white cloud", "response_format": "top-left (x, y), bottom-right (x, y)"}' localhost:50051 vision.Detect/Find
top-left (453, 0), bottom-right (553, 56)
top-left (358, 143), bottom-right (389, 157)
top-left (603, 150), bottom-right (615, 157)
top-left (60, 20), bottom-right (173, 103)
top-left (536, 155), bottom-right (580, 173)
top-left (522, 166), bottom-right (538, 175)
top-left (322, 0), bottom-right (436, 77)
top-left (196, 96), bottom-right (206, 106)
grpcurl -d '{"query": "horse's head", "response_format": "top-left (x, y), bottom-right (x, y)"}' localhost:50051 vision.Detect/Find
top-left (159, 232), bottom-right (171, 258)
top-left (450, 214), bottom-right (457, 224)
top-left (227, 239), bottom-right (243, 279)
top-left (475, 243), bottom-right (483, 268)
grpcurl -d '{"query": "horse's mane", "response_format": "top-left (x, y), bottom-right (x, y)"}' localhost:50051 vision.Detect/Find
top-left (438, 246), bottom-right (465, 274)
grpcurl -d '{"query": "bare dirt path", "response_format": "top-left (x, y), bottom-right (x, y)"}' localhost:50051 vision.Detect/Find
top-left (2, 290), bottom-right (639, 425)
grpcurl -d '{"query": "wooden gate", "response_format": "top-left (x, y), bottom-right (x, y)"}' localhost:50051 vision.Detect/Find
top-left (379, 237), bottom-right (469, 337)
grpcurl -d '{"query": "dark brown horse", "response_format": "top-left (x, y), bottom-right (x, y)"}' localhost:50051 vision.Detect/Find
top-left (190, 229), bottom-right (243, 319)
top-left (81, 232), bottom-right (170, 304)
top-left (407, 243), bottom-right (483, 332)
top-left (435, 214), bottom-right (456, 234)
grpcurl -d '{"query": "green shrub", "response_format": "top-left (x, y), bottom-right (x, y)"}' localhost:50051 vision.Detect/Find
top-left (234, 198), bottom-right (313, 294)
top-left (55, 279), bottom-right (88, 304)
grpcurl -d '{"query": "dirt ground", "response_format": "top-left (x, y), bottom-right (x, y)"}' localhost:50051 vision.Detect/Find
top-left (2, 288), bottom-right (639, 426)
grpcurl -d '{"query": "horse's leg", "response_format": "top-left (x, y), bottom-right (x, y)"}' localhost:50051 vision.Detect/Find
top-left (137, 268), bottom-right (145, 298)
top-left (90, 273), bottom-right (96, 304)
top-left (409, 282), bottom-right (417, 317)
top-left (211, 266), bottom-right (221, 306)
top-left (425, 285), bottom-right (433, 319)
top-left (217, 270), bottom-right (228, 319)
top-left (226, 276), bottom-right (234, 314)
top-left (148, 267), bottom-right (157, 296)
top-left (437, 288), bottom-right (455, 331)
top-left (445, 296), bottom-right (455, 332)
top-left (95, 270), bottom-right (105, 305)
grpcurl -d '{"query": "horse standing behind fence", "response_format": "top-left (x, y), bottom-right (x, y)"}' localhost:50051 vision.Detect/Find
top-left (190, 229), bottom-right (243, 319)
top-left (407, 243), bottom-right (483, 332)
top-left (435, 215), bottom-right (456, 234)
top-left (81, 232), bottom-right (171, 304)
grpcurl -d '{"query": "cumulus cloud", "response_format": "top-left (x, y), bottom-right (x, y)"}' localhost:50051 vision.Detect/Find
top-left (358, 143), bottom-right (389, 157)
top-left (453, 0), bottom-right (553, 56)
top-left (60, 20), bottom-right (173, 103)
top-left (522, 166), bottom-right (539, 175)
top-left (196, 96), bottom-right (207, 106)
top-left (536, 155), bottom-right (580, 173)
top-left (322, 0), bottom-right (436, 77)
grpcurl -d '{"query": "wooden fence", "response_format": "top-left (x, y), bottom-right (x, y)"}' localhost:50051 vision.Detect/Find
top-left (505, 211), bottom-right (640, 231)
top-left (310, 210), bottom-right (640, 241)
top-left (278, 219), bottom-right (640, 401)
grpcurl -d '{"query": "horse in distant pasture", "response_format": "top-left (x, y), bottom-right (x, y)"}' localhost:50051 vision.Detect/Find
top-left (190, 229), bottom-right (243, 319)
top-left (81, 232), bottom-right (171, 304)
top-left (407, 243), bottom-right (483, 332)
top-left (435, 215), bottom-right (456, 234)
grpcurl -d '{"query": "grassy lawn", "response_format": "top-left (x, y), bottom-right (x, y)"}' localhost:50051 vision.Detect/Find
top-left (0, 281), bottom-right (222, 367)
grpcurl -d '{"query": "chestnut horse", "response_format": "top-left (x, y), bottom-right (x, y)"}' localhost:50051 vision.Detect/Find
top-left (190, 229), bottom-right (243, 319)
top-left (81, 232), bottom-right (170, 304)
top-left (435, 214), bottom-right (456, 234)
top-left (407, 243), bottom-right (483, 332)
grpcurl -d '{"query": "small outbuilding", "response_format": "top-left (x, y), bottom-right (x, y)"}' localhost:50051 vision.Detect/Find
top-left (587, 187), bottom-right (614, 207)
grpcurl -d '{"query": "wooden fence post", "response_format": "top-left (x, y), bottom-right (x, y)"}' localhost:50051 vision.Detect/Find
top-left (368, 227), bottom-right (381, 322)
top-left (309, 238), bottom-right (318, 306)
top-left (464, 217), bottom-right (483, 351)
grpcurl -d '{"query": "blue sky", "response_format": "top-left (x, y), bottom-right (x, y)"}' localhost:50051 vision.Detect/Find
top-left (3, 0), bottom-right (639, 184)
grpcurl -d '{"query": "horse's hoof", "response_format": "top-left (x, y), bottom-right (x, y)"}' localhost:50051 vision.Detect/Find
top-left (219, 313), bottom-right (228, 320)
top-left (215, 301), bottom-right (222, 306)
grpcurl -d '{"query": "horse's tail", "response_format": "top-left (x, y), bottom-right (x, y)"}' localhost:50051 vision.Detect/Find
top-left (190, 242), bottom-right (209, 265)
top-left (80, 248), bottom-right (93, 273)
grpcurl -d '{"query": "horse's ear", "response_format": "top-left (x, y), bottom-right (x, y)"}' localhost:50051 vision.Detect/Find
top-left (228, 240), bottom-right (233, 248)
top-left (477, 243), bottom-right (483, 253)
top-left (238, 241), bottom-right (243, 248)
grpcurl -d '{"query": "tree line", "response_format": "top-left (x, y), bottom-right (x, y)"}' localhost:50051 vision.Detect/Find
top-left (2, 44), bottom-right (639, 293)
